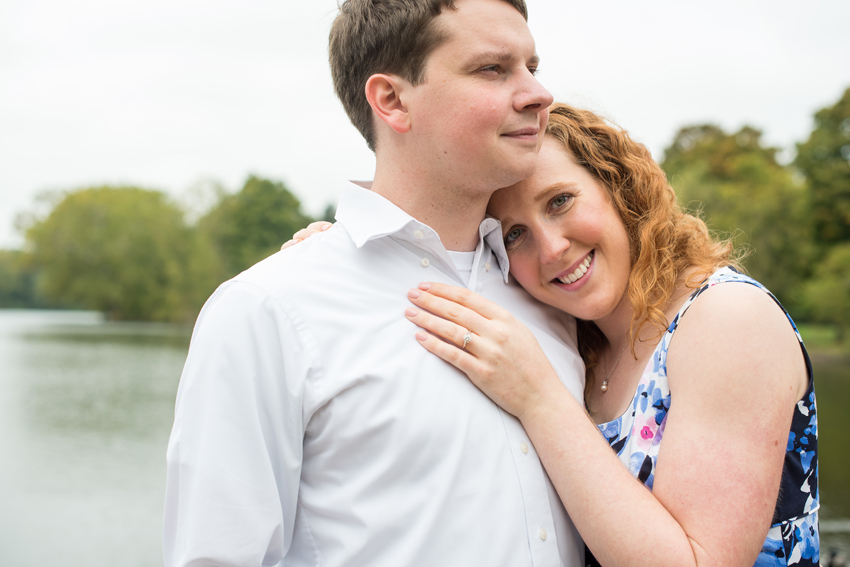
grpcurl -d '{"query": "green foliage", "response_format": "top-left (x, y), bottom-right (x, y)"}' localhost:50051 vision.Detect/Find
top-left (200, 176), bottom-right (313, 278)
top-left (801, 243), bottom-right (850, 341)
top-left (14, 176), bottom-right (315, 321)
top-left (0, 249), bottom-right (46, 308)
top-left (662, 125), bottom-right (814, 310)
top-left (794, 87), bottom-right (850, 246)
top-left (321, 203), bottom-right (337, 223)
top-left (24, 186), bottom-right (220, 322)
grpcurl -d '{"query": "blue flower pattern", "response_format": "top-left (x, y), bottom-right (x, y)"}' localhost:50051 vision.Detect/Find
top-left (591, 268), bottom-right (819, 567)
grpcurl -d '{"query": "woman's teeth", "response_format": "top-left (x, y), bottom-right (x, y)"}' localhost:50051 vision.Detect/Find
top-left (557, 252), bottom-right (593, 284)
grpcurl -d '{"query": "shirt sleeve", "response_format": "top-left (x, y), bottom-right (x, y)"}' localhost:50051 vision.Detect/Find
top-left (163, 280), bottom-right (318, 567)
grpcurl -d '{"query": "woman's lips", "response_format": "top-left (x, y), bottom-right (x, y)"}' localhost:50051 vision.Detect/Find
top-left (554, 251), bottom-right (594, 285)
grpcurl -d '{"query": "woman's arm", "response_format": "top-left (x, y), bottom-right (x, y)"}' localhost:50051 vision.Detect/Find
top-left (406, 281), bottom-right (805, 567)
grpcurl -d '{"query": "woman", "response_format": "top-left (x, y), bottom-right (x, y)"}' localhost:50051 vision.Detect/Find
top-left (287, 103), bottom-right (819, 566)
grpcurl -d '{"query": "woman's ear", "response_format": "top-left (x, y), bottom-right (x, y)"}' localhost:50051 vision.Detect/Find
top-left (365, 74), bottom-right (411, 135)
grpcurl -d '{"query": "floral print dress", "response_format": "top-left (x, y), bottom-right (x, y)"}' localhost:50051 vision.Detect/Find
top-left (587, 267), bottom-right (819, 567)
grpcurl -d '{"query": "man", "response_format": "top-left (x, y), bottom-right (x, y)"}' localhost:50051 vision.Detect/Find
top-left (163, 1), bottom-right (585, 565)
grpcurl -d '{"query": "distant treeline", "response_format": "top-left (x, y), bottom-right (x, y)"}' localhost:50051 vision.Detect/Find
top-left (1, 88), bottom-right (849, 337)
top-left (0, 176), bottom-right (325, 322)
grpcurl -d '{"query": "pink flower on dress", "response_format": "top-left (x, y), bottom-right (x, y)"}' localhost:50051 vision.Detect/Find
top-left (633, 414), bottom-right (658, 451)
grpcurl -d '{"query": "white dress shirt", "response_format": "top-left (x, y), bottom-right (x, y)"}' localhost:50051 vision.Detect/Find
top-left (164, 181), bottom-right (586, 567)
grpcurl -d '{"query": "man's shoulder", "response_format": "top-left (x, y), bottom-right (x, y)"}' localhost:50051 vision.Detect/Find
top-left (193, 226), bottom-right (358, 341)
top-left (233, 224), bottom-right (356, 294)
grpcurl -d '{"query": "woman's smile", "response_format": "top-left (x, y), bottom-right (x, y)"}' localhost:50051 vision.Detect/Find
top-left (552, 250), bottom-right (594, 287)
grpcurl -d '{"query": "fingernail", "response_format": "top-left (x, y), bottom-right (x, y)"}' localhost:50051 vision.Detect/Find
top-left (293, 238), bottom-right (302, 243)
top-left (405, 307), bottom-right (417, 318)
top-left (321, 223), bottom-right (331, 230)
top-left (418, 282), bottom-right (431, 290)
top-left (408, 289), bottom-right (421, 299)
top-left (415, 332), bottom-right (427, 342)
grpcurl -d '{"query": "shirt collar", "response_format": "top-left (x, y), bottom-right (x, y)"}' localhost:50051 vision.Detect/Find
top-left (335, 181), bottom-right (418, 248)
top-left (335, 181), bottom-right (511, 283)
top-left (480, 217), bottom-right (511, 283)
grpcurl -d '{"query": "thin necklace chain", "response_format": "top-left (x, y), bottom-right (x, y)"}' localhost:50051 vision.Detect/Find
top-left (600, 342), bottom-right (628, 393)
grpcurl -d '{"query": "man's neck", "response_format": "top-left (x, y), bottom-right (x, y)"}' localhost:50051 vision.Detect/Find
top-left (370, 158), bottom-right (493, 252)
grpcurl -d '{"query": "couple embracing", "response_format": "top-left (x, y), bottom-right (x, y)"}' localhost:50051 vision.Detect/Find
top-left (164, 1), bottom-right (819, 566)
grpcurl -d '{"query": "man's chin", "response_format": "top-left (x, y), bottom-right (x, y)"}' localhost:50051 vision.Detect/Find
top-left (499, 157), bottom-right (538, 188)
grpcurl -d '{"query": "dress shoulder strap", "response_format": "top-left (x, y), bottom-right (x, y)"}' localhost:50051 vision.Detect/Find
top-left (662, 266), bottom-right (813, 381)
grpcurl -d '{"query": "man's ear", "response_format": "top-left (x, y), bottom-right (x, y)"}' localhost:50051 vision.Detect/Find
top-left (365, 74), bottom-right (411, 135)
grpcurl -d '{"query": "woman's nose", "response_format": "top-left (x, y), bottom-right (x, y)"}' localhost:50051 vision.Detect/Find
top-left (539, 230), bottom-right (569, 265)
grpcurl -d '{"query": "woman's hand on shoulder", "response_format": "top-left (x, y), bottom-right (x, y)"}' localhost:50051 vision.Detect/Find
top-left (405, 282), bottom-right (567, 419)
top-left (280, 221), bottom-right (333, 250)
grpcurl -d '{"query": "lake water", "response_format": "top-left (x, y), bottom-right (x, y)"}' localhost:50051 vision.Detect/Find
top-left (0, 309), bottom-right (847, 565)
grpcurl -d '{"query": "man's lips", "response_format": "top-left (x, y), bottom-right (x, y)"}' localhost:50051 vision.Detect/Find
top-left (502, 127), bottom-right (539, 140)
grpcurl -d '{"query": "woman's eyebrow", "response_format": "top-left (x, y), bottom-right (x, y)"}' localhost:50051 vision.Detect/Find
top-left (496, 183), bottom-right (578, 230)
top-left (534, 182), bottom-right (578, 203)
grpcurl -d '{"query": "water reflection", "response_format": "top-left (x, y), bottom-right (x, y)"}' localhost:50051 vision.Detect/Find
top-left (815, 356), bottom-right (850, 558)
top-left (21, 333), bottom-right (188, 437)
top-left (0, 310), bottom-right (189, 567)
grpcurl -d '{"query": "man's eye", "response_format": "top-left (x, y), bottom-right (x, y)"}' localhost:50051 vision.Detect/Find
top-left (528, 66), bottom-right (539, 76)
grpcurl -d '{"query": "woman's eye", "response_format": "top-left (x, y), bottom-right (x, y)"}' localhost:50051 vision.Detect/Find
top-left (504, 227), bottom-right (524, 248)
top-left (551, 194), bottom-right (572, 209)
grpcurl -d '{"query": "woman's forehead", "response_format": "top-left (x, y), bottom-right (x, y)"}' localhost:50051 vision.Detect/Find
top-left (487, 139), bottom-right (577, 220)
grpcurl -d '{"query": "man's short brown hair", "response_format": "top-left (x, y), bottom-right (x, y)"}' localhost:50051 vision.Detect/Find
top-left (329, 0), bottom-right (528, 152)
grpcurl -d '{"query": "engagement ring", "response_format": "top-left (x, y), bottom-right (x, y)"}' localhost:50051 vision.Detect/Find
top-left (462, 330), bottom-right (472, 349)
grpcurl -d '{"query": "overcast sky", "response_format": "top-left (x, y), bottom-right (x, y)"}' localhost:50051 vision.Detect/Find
top-left (1, 0), bottom-right (849, 248)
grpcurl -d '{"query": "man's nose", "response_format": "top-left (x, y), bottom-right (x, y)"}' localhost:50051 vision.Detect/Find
top-left (516, 69), bottom-right (554, 112)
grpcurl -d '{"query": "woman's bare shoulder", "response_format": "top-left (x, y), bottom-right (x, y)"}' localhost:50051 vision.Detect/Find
top-left (666, 279), bottom-right (808, 402)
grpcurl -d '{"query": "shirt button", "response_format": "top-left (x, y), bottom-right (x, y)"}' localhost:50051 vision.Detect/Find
top-left (413, 229), bottom-right (425, 240)
top-left (520, 442), bottom-right (529, 454)
top-left (421, 258), bottom-right (430, 267)
top-left (485, 262), bottom-right (492, 272)
top-left (539, 527), bottom-right (547, 541)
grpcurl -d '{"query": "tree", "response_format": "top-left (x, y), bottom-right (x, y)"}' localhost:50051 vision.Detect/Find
top-left (0, 249), bottom-right (44, 308)
top-left (200, 176), bottom-right (313, 277)
top-left (662, 125), bottom-right (814, 311)
top-left (321, 203), bottom-right (337, 223)
top-left (23, 186), bottom-right (220, 322)
top-left (801, 243), bottom-right (850, 341)
top-left (794, 87), bottom-right (850, 246)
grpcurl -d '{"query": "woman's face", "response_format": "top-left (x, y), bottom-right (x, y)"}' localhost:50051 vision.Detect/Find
top-left (487, 136), bottom-right (632, 324)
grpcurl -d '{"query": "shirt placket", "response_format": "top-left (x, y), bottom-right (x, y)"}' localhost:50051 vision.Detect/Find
top-left (394, 228), bottom-right (466, 287)
top-left (395, 219), bottom-right (563, 566)
top-left (498, 410), bottom-right (562, 566)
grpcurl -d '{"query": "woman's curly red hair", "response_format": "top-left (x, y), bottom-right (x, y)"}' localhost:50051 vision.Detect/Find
top-left (544, 103), bottom-right (738, 395)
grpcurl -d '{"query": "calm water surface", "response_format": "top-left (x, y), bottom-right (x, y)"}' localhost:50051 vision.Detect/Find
top-left (0, 310), bottom-right (188, 566)
top-left (0, 309), bottom-right (847, 565)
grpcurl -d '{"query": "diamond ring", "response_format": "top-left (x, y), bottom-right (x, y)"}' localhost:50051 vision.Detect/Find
top-left (462, 330), bottom-right (472, 349)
